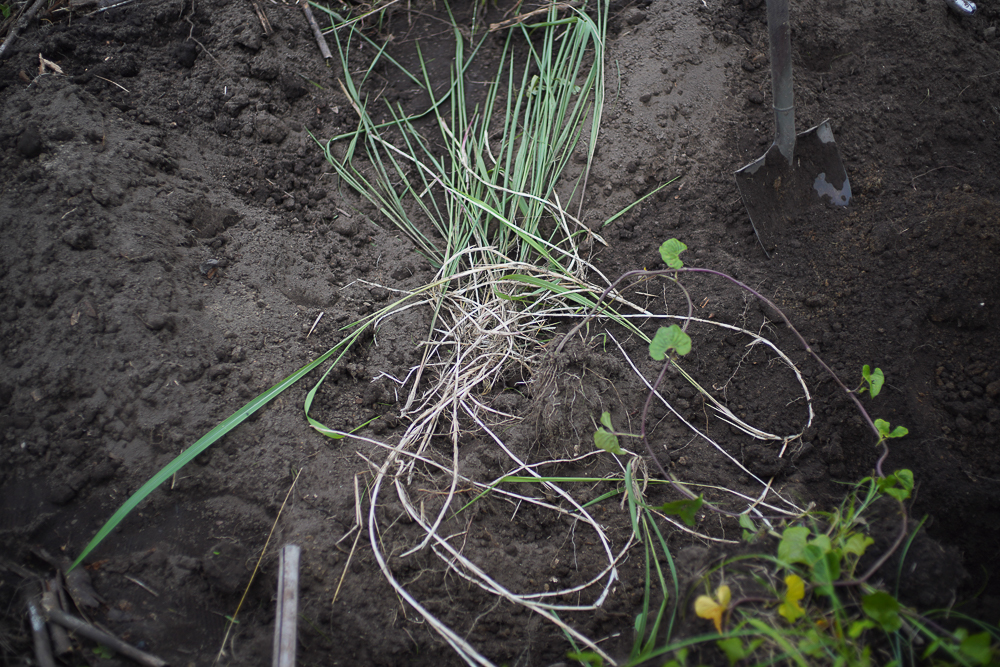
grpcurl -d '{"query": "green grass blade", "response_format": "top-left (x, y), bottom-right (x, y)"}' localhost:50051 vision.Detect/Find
top-left (69, 341), bottom-right (349, 570)
top-left (644, 511), bottom-right (681, 641)
top-left (601, 178), bottom-right (680, 229)
top-left (743, 617), bottom-right (811, 667)
top-left (580, 488), bottom-right (624, 508)
top-left (633, 514), bottom-right (654, 656)
top-left (499, 274), bottom-right (598, 309)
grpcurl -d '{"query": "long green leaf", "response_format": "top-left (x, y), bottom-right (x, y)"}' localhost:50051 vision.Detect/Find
top-left (69, 340), bottom-right (349, 570)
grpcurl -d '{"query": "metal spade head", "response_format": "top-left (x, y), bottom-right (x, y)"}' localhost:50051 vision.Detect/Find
top-left (735, 0), bottom-right (851, 258)
top-left (735, 120), bottom-right (851, 257)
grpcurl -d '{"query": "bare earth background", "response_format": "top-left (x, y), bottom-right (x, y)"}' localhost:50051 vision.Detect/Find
top-left (1, 0), bottom-right (999, 665)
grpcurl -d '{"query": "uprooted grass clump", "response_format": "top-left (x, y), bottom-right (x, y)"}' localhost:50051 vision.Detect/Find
top-left (71, 1), bottom-right (671, 662)
top-left (65, 2), bottom-right (1000, 664)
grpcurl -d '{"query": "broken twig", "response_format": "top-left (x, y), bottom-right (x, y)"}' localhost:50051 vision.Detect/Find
top-left (38, 53), bottom-right (63, 75)
top-left (41, 584), bottom-right (73, 657)
top-left (94, 74), bottom-right (130, 92)
top-left (300, 1), bottom-right (331, 60)
top-left (42, 605), bottom-right (168, 667)
top-left (0, 0), bottom-right (47, 61)
top-left (27, 598), bottom-right (57, 667)
top-left (124, 574), bottom-right (160, 597)
top-left (249, 0), bottom-right (274, 36)
top-left (215, 470), bottom-right (302, 664)
top-left (306, 311), bottom-right (324, 338)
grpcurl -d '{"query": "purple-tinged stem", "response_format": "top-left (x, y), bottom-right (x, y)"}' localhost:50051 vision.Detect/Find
top-left (573, 265), bottom-right (889, 478)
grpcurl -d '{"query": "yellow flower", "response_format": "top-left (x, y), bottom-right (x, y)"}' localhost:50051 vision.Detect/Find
top-left (695, 584), bottom-right (731, 633)
top-left (778, 574), bottom-right (805, 623)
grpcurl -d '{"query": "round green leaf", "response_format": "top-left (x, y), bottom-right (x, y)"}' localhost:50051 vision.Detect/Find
top-left (778, 525), bottom-right (811, 565)
top-left (594, 427), bottom-right (624, 455)
top-left (659, 238), bottom-right (687, 269)
top-left (649, 324), bottom-right (692, 361)
top-left (869, 367), bottom-right (885, 397)
top-left (862, 591), bottom-right (901, 633)
top-left (655, 496), bottom-right (703, 527)
top-left (959, 631), bottom-right (994, 665)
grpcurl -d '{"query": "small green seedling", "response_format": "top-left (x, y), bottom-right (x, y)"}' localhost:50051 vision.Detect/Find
top-left (659, 238), bottom-right (687, 269)
top-left (300, 75), bottom-right (325, 90)
top-left (686, 470), bottom-right (1000, 667)
top-left (861, 590), bottom-right (901, 632)
top-left (594, 412), bottom-right (625, 455)
top-left (649, 324), bottom-right (692, 361)
top-left (874, 418), bottom-right (908, 443)
top-left (717, 636), bottom-right (764, 665)
top-left (653, 496), bottom-right (704, 527)
top-left (857, 365), bottom-right (884, 398)
top-left (777, 508), bottom-right (876, 598)
top-left (662, 648), bottom-right (692, 667)
top-left (566, 650), bottom-right (604, 667)
top-left (93, 645), bottom-right (114, 659)
top-left (955, 630), bottom-right (997, 665)
top-left (738, 513), bottom-right (764, 543)
top-left (876, 469), bottom-right (914, 502)
top-left (778, 526), bottom-right (841, 596)
top-left (920, 628), bottom-right (999, 665)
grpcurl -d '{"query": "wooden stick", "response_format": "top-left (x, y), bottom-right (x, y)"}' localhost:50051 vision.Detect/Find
top-left (41, 586), bottom-right (73, 657)
top-left (300, 1), bottom-right (331, 60)
top-left (42, 606), bottom-right (168, 667)
top-left (214, 471), bottom-right (302, 665)
top-left (249, 0), bottom-right (274, 36)
top-left (272, 544), bottom-right (301, 667)
top-left (27, 598), bottom-right (57, 667)
top-left (0, 0), bottom-right (47, 60)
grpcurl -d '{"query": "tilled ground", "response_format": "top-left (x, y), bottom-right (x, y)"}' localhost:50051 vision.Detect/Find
top-left (1, 0), bottom-right (999, 665)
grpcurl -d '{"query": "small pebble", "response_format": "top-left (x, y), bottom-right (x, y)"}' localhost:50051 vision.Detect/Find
top-left (803, 294), bottom-right (829, 308)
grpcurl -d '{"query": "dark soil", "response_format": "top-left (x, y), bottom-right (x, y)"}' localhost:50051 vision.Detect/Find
top-left (1, 0), bottom-right (999, 665)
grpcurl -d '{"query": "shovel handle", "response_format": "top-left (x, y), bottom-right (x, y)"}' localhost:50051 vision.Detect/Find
top-left (767, 0), bottom-right (795, 164)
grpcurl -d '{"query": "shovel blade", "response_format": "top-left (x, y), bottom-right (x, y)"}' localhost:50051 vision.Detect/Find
top-left (735, 120), bottom-right (851, 257)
